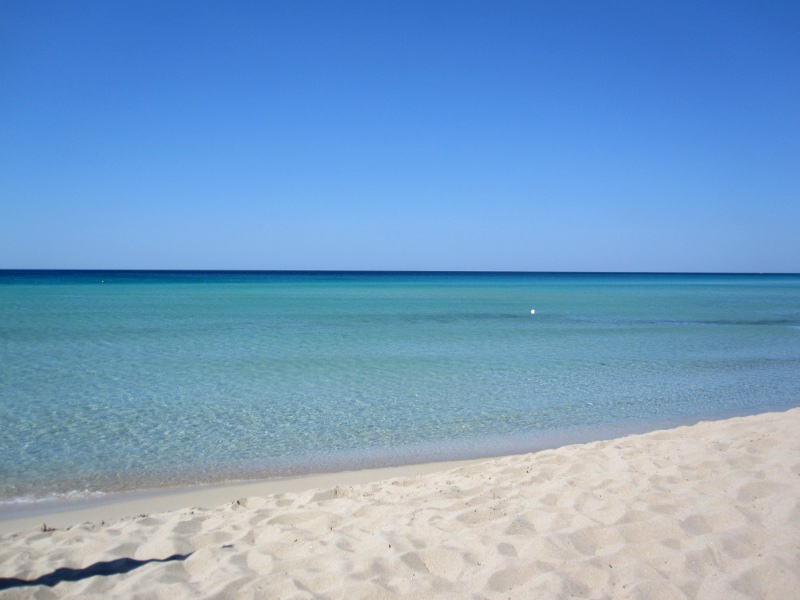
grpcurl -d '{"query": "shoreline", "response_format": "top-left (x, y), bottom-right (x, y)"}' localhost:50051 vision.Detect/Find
top-left (2, 407), bottom-right (799, 598)
top-left (0, 458), bottom-right (485, 535)
top-left (0, 412), bottom-right (715, 532)
top-left (0, 407), bottom-right (789, 534)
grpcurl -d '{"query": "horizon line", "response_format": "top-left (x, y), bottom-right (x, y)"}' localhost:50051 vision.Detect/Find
top-left (1, 269), bottom-right (797, 276)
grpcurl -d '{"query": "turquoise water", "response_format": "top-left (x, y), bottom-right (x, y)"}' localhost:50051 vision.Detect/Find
top-left (1, 271), bottom-right (799, 504)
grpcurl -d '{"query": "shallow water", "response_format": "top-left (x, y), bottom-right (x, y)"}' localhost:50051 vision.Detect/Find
top-left (1, 271), bottom-right (799, 503)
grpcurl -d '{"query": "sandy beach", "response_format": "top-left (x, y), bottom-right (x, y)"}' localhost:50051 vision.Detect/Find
top-left (2, 408), bottom-right (799, 599)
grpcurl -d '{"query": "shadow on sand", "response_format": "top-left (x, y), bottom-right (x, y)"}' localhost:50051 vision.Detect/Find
top-left (0, 552), bottom-right (194, 591)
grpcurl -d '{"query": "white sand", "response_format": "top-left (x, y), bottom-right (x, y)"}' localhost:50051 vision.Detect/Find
top-left (2, 408), bottom-right (799, 599)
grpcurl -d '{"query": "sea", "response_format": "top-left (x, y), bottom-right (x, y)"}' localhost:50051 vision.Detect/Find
top-left (1, 271), bottom-right (799, 507)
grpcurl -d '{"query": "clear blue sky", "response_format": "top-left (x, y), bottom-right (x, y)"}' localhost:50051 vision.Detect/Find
top-left (2, 1), bottom-right (798, 271)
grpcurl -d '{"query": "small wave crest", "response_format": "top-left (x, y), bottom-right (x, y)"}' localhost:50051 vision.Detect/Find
top-left (0, 489), bottom-right (107, 507)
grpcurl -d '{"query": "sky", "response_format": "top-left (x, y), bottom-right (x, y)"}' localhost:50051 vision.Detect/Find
top-left (1, 1), bottom-right (798, 272)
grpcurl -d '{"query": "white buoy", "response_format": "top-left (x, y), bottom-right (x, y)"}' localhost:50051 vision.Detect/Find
top-left (530, 309), bottom-right (536, 315)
